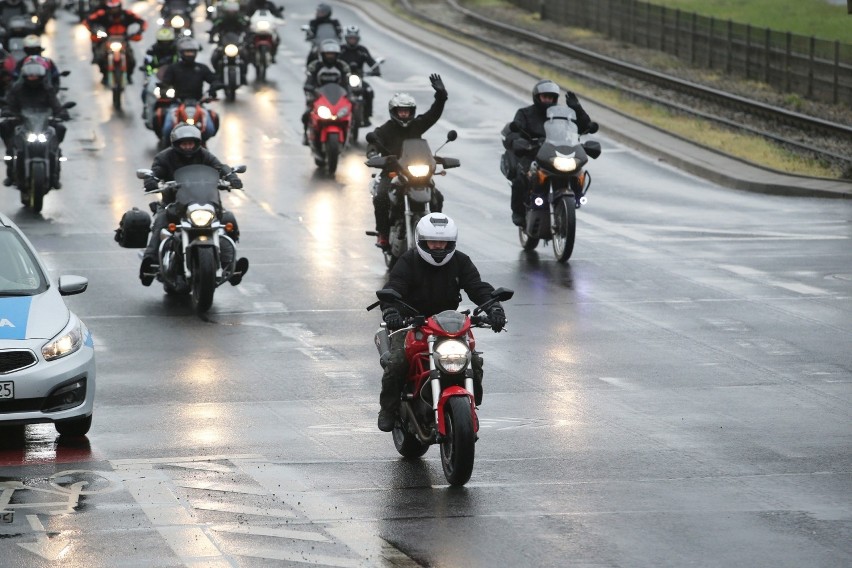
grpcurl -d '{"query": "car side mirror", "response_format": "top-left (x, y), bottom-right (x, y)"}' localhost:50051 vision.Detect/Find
top-left (58, 275), bottom-right (88, 296)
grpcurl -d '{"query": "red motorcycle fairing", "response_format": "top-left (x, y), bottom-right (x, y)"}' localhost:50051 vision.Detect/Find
top-left (437, 385), bottom-right (479, 435)
top-left (308, 83), bottom-right (352, 144)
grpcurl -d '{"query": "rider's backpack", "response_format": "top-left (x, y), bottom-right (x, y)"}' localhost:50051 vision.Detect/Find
top-left (114, 207), bottom-right (152, 248)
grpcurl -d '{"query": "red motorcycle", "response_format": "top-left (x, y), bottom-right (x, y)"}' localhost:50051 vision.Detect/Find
top-left (307, 82), bottom-right (352, 175)
top-left (90, 23), bottom-right (143, 110)
top-left (368, 286), bottom-right (514, 486)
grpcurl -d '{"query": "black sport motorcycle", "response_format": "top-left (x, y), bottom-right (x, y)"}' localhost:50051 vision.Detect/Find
top-left (4, 102), bottom-right (75, 213)
top-left (503, 106), bottom-right (601, 262)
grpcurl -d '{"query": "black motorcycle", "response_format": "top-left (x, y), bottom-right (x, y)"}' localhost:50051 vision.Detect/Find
top-left (213, 31), bottom-right (246, 102)
top-left (5, 102), bottom-right (75, 213)
top-left (365, 131), bottom-right (460, 268)
top-left (503, 106), bottom-right (601, 262)
top-left (134, 164), bottom-right (248, 313)
top-left (347, 57), bottom-right (383, 143)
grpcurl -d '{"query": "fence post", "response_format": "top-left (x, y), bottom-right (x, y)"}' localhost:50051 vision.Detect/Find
top-left (764, 27), bottom-right (770, 84)
top-left (690, 12), bottom-right (697, 65)
top-left (726, 20), bottom-right (732, 74)
top-left (808, 36), bottom-right (815, 98)
top-left (660, 6), bottom-right (666, 51)
top-left (646, 1), bottom-right (651, 49)
top-left (708, 17), bottom-right (715, 68)
top-left (785, 32), bottom-right (791, 92)
top-left (746, 24), bottom-right (752, 79)
top-left (833, 40), bottom-right (839, 104)
top-left (674, 9), bottom-right (680, 57)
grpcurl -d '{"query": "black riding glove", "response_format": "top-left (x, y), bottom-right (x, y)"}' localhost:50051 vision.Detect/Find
top-left (488, 305), bottom-right (506, 333)
top-left (228, 175), bottom-right (242, 189)
top-left (511, 138), bottom-right (532, 152)
top-left (143, 176), bottom-right (159, 192)
top-left (429, 73), bottom-right (447, 100)
top-left (382, 307), bottom-right (404, 330)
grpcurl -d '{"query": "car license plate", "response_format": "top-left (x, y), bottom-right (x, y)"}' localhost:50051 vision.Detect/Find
top-left (0, 381), bottom-right (13, 399)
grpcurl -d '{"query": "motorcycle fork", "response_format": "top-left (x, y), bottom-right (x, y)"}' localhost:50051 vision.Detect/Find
top-left (427, 335), bottom-right (441, 428)
top-left (402, 195), bottom-right (430, 250)
top-left (181, 229), bottom-right (221, 278)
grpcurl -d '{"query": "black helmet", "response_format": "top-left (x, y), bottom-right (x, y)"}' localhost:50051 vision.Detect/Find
top-left (388, 92), bottom-right (416, 127)
top-left (344, 25), bottom-right (360, 46)
top-left (532, 79), bottom-right (560, 111)
top-left (316, 3), bottom-right (331, 18)
top-left (176, 37), bottom-right (200, 63)
top-left (170, 122), bottom-right (203, 156)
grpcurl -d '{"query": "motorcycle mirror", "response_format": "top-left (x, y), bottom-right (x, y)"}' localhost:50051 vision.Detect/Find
top-left (491, 287), bottom-right (515, 302)
top-left (300, 24), bottom-right (309, 31)
top-left (508, 121), bottom-right (521, 133)
top-left (376, 288), bottom-right (402, 302)
top-left (136, 168), bottom-right (154, 180)
top-left (60, 70), bottom-right (70, 77)
top-left (586, 121), bottom-right (599, 134)
top-left (232, 164), bottom-right (247, 174)
top-left (365, 132), bottom-right (377, 144)
top-left (446, 130), bottom-right (458, 142)
top-left (63, 102), bottom-right (76, 109)
top-left (582, 141), bottom-right (602, 159)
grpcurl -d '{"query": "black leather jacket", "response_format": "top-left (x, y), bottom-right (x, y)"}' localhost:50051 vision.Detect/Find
top-left (160, 60), bottom-right (220, 100)
top-left (503, 94), bottom-right (592, 153)
top-left (368, 92), bottom-right (446, 159)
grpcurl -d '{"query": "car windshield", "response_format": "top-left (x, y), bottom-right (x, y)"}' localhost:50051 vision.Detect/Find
top-left (0, 228), bottom-right (47, 296)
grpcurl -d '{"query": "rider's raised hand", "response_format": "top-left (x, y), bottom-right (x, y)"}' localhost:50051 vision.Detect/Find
top-left (429, 73), bottom-right (447, 100)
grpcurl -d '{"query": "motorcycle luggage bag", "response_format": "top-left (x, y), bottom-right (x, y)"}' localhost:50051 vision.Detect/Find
top-left (114, 207), bottom-right (151, 248)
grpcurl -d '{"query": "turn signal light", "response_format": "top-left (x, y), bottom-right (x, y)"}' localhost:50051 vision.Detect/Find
top-left (225, 222), bottom-right (234, 232)
top-left (168, 223), bottom-right (177, 232)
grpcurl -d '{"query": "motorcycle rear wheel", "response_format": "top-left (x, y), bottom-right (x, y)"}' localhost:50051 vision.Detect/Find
top-left (191, 247), bottom-right (216, 314)
top-left (29, 162), bottom-right (47, 213)
top-left (440, 397), bottom-right (476, 486)
top-left (112, 84), bottom-right (122, 111)
top-left (552, 196), bottom-right (576, 262)
top-left (393, 420), bottom-right (429, 458)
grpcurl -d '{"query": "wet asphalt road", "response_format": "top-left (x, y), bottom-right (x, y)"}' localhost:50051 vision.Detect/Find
top-left (0, 1), bottom-right (850, 566)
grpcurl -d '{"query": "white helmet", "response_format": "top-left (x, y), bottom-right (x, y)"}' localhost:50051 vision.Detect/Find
top-left (388, 92), bottom-right (416, 127)
top-left (415, 213), bottom-right (457, 266)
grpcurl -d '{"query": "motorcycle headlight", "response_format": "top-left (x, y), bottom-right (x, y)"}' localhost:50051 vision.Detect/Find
top-left (224, 44), bottom-right (239, 58)
top-left (156, 17), bottom-right (165, 25)
top-left (26, 132), bottom-right (48, 143)
top-left (171, 15), bottom-right (185, 28)
top-left (552, 156), bottom-right (578, 172)
top-left (154, 86), bottom-right (161, 97)
top-left (317, 106), bottom-right (333, 120)
top-left (434, 339), bottom-right (470, 374)
top-left (255, 20), bottom-right (270, 31)
top-left (97, 30), bottom-right (107, 38)
top-left (185, 118), bottom-right (195, 125)
top-left (348, 75), bottom-right (361, 88)
top-left (407, 164), bottom-right (431, 178)
top-left (109, 41), bottom-right (123, 52)
top-left (188, 204), bottom-right (215, 227)
top-left (42, 317), bottom-right (84, 361)
top-left (165, 88), bottom-right (175, 98)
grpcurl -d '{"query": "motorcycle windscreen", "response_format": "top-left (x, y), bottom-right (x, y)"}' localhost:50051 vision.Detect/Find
top-left (21, 109), bottom-right (50, 134)
top-left (398, 139), bottom-right (437, 169)
top-left (317, 83), bottom-right (347, 106)
top-left (173, 165), bottom-right (222, 206)
top-left (543, 105), bottom-right (582, 147)
top-left (432, 310), bottom-right (467, 334)
top-left (313, 22), bottom-right (339, 44)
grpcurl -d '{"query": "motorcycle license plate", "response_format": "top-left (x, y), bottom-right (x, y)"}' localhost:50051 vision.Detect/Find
top-left (0, 381), bottom-right (13, 399)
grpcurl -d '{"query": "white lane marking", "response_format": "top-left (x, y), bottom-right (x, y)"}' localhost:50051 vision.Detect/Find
top-left (718, 264), bottom-right (832, 296)
top-left (598, 376), bottom-right (637, 390)
top-left (17, 515), bottom-right (70, 561)
top-left (211, 523), bottom-right (331, 542)
top-left (160, 461), bottom-right (235, 473)
top-left (173, 480), bottom-right (268, 496)
top-left (111, 454), bottom-right (262, 467)
top-left (191, 501), bottom-right (297, 518)
top-left (227, 545), bottom-right (364, 567)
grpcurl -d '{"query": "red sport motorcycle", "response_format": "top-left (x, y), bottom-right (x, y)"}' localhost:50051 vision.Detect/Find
top-left (368, 286), bottom-right (514, 486)
top-left (307, 81), bottom-right (352, 175)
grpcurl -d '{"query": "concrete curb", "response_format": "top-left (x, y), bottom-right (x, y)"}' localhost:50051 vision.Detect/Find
top-left (340, 0), bottom-right (852, 198)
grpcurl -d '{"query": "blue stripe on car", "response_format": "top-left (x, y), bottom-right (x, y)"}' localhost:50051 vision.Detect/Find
top-left (0, 297), bottom-right (32, 340)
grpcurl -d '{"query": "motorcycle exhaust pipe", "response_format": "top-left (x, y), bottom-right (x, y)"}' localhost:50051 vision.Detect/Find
top-left (399, 403), bottom-right (435, 444)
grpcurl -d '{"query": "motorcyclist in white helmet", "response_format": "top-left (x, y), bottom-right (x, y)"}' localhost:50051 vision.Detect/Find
top-left (375, 213), bottom-right (506, 432)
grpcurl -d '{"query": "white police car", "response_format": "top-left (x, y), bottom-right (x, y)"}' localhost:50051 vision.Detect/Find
top-left (0, 212), bottom-right (95, 436)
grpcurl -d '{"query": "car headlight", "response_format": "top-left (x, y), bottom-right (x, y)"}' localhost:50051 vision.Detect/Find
top-left (26, 132), bottom-right (48, 143)
top-left (188, 205), bottom-right (215, 227)
top-left (552, 156), bottom-right (578, 172)
top-left (407, 164), bottom-right (431, 178)
top-left (42, 317), bottom-right (84, 361)
top-left (317, 106), bottom-right (333, 120)
top-left (434, 339), bottom-right (470, 374)
top-left (348, 75), bottom-right (361, 88)
top-left (110, 41), bottom-right (123, 52)
top-left (171, 15), bottom-right (185, 27)
top-left (224, 43), bottom-right (239, 58)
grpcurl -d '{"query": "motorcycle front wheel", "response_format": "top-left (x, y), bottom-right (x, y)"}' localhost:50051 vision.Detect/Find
top-left (29, 162), bottom-right (47, 213)
top-left (112, 73), bottom-right (123, 110)
top-left (519, 226), bottom-right (539, 251)
top-left (256, 46), bottom-right (268, 82)
top-left (440, 397), bottom-right (476, 486)
top-left (191, 247), bottom-right (217, 313)
top-left (226, 66), bottom-right (237, 102)
top-left (325, 134), bottom-right (341, 174)
top-left (552, 196), bottom-right (576, 262)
